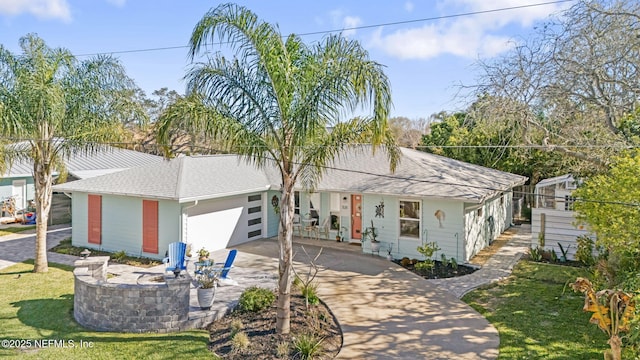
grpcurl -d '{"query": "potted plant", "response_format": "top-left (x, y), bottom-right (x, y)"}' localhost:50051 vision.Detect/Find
top-left (363, 220), bottom-right (380, 252)
top-left (195, 264), bottom-right (218, 309)
top-left (197, 247), bottom-right (210, 262)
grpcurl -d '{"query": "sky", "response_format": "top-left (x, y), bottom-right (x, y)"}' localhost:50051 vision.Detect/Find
top-left (0, 0), bottom-right (572, 119)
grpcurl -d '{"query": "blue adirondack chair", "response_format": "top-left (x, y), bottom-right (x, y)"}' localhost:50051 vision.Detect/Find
top-left (214, 249), bottom-right (238, 286)
top-left (162, 242), bottom-right (187, 276)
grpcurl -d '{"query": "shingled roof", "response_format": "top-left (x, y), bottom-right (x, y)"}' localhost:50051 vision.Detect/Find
top-left (54, 147), bottom-right (527, 204)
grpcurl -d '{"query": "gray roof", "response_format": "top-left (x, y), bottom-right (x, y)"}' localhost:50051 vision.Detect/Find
top-left (53, 147), bottom-right (527, 204)
top-left (2, 146), bottom-right (163, 179)
top-left (54, 155), bottom-right (274, 202)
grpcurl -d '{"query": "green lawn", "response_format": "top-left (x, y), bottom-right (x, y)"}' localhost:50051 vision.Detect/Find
top-left (0, 262), bottom-right (213, 359)
top-left (463, 261), bottom-right (608, 359)
top-left (0, 226), bottom-right (36, 237)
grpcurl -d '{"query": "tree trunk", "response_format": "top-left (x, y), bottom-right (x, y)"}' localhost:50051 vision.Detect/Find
top-left (606, 335), bottom-right (622, 360)
top-left (275, 179), bottom-right (295, 334)
top-left (32, 155), bottom-right (53, 273)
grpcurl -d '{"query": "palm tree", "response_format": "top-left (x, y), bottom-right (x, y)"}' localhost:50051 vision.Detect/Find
top-left (0, 34), bottom-right (144, 272)
top-left (158, 3), bottom-right (399, 334)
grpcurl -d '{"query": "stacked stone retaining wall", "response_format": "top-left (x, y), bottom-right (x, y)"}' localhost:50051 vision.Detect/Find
top-left (73, 257), bottom-right (191, 333)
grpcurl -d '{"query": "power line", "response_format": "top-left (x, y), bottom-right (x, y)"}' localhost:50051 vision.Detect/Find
top-left (74, 0), bottom-right (574, 57)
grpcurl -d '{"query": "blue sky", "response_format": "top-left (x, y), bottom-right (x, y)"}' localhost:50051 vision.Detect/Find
top-left (0, 0), bottom-right (571, 119)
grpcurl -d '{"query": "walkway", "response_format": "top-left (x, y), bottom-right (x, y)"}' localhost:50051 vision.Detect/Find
top-left (428, 224), bottom-right (531, 298)
top-left (0, 224), bottom-right (76, 270)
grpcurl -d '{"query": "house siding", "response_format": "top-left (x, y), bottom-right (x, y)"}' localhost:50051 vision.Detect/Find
top-left (531, 208), bottom-right (591, 260)
top-left (71, 192), bottom-right (179, 259)
top-left (266, 190), bottom-right (280, 238)
top-left (0, 176), bottom-right (35, 209)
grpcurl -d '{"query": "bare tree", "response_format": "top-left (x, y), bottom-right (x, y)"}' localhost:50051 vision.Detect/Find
top-left (389, 116), bottom-right (431, 149)
top-left (470, 0), bottom-right (640, 168)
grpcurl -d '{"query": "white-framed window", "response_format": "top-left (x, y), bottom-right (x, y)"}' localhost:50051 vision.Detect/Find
top-left (294, 191), bottom-right (300, 215)
top-left (399, 199), bottom-right (421, 239)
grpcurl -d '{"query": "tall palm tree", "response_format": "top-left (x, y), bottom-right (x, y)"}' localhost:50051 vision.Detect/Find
top-left (0, 34), bottom-right (144, 272)
top-left (158, 3), bottom-right (399, 334)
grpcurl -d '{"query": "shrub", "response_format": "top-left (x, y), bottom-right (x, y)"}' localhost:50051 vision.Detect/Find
top-left (414, 261), bottom-right (434, 272)
top-left (450, 257), bottom-right (458, 270)
top-left (113, 250), bottom-right (127, 262)
top-left (301, 282), bottom-right (320, 307)
top-left (230, 319), bottom-right (244, 337)
top-left (293, 333), bottom-right (324, 360)
top-left (575, 235), bottom-right (595, 266)
top-left (238, 286), bottom-right (276, 312)
top-left (276, 341), bottom-right (290, 358)
top-left (529, 246), bottom-right (543, 262)
top-left (400, 257), bottom-right (411, 267)
top-left (231, 331), bottom-right (250, 352)
top-left (292, 275), bottom-right (302, 290)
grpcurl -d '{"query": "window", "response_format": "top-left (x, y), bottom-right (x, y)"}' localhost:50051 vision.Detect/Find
top-left (399, 200), bottom-right (420, 238)
top-left (564, 195), bottom-right (575, 211)
top-left (248, 218), bottom-right (262, 226)
top-left (294, 191), bottom-right (300, 215)
top-left (248, 229), bottom-right (262, 238)
top-left (248, 194), bottom-right (261, 202)
top-left (88, 194), bottom-right (102, 244)
top-left (309, 193), bottom-right (320, 222)
top-left (248, 206), bottom-right (261, 214)
top-left (142, 200), bottom-right (159, 254)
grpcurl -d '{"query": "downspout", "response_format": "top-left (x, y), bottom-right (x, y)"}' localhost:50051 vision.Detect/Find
top-left (180, 200), bottom-right (198, 244)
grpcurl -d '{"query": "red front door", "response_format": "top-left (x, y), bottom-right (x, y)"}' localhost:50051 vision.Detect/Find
top-left (351, 195), bottom-right (362, 240)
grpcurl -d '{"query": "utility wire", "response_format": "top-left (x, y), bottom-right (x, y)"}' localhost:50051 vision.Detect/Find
top-left (74, 0), bottom-right (574, 57)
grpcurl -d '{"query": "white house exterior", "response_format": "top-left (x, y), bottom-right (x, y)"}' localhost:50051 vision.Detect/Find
top-left (531, 174), bottom-right (591, 260)
top-left (54, 147), bottom-right (527, 263)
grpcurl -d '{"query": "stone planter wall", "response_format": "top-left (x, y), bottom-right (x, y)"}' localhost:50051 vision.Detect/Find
top-left (73, 257), bottom-right (191, 333)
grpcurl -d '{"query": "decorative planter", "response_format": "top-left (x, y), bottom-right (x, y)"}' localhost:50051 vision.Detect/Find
top-left (370, 242), bottom-right (381, 253)
top-left (197, 286), bottom-right (216, 309)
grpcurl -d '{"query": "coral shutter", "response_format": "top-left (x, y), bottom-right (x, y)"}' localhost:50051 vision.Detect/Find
top-left (87, 195), bottom-right (102, 244)
top-left (142, 200), bottom-right (159, 254)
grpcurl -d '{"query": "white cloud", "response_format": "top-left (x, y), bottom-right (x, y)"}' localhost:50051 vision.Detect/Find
top-left (0, 0), bottom-right (71, 21)
top-left (404, 1), bottom-right (414, 13)
top-left (370, 0), bottom-right (569, 60)
top-left (330, 9), bottom-right (362, 37)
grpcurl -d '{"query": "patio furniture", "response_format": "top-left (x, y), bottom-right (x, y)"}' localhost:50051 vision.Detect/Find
top-left (302, 217), bottom-right (317, 239)
top-left (162, 242), bottom-right (188, 277)
top-left (316, 217), bottom-right (330, 239)
top-left (293, 214), bottom-right (302, 236)
top-left (213, 249), bottom-right (238, 286)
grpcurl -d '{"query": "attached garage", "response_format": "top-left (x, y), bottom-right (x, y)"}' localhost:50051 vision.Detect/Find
top-left (185, 193), bottom-right (264, 252)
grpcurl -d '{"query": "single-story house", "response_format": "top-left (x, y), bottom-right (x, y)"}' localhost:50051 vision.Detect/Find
top-left (53, 147), bottom-right (527, 263)
top-left (531, 174), bottom-right (591, 260)
top-left (1, 145), bottom-right (163, 211)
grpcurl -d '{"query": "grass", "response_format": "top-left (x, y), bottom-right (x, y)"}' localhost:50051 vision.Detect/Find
top-left (50, 238), bottom-right (161, 267)
top-left (0, 226), bottom-right (36, 237)
top-left (462, 261), bottom-right (608, 359)
top-left (0, 261), bottom-right (213, 359)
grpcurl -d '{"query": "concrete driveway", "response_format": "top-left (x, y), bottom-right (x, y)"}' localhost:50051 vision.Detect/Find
top-left (234, 239), bottom-right (499, 360)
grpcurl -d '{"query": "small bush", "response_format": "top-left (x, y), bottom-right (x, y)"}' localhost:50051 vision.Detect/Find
top-left (230, 319), bottom-right (244, 337)
top-left (414, 261), bottom-right (434, 272)
top-left (450, 257), bottom-right (458, 270)
top-left (293, 333), bottom-right (324, 360)
top-left (400, 257), bottom-right (411, 267)
top-left (301, 282), bottom-right (320, 307)
top-left (231, 331), bottom-right (250, 352)
top-left (576, 236), bottom-right (596, 266)
top-left (276, 341), bottom-right (290, 359)
top-left (113, 250), bottom-right (127, 262)
top-left (529, 246), bottom-right (543, 262)
top-left (238, 286), bottom-right (276, 312)
top-left (292, 275), bottom-right (302, 290)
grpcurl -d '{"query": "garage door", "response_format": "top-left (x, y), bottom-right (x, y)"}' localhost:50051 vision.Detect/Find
top-left (186, 193), bottom-right (264, 252)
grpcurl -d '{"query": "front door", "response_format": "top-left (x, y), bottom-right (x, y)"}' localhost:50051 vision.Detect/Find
top-left (351, 195), bottom-right (362, 240)
top-left (12, 180), bottom-right (26, 210)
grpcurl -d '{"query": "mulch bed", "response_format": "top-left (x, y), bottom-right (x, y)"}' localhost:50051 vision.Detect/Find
top-left (208, 294), bottom-right (341, 359)
top-left (394, 259), bottom-right (478, 279)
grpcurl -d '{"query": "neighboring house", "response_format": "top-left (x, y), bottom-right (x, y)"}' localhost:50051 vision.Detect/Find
top-left (0, 146), bottom-right (163, 211)
top-left (53, 147), bottom-right (527, 263)
top-left (531, 174), bottom-right (590, 260)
